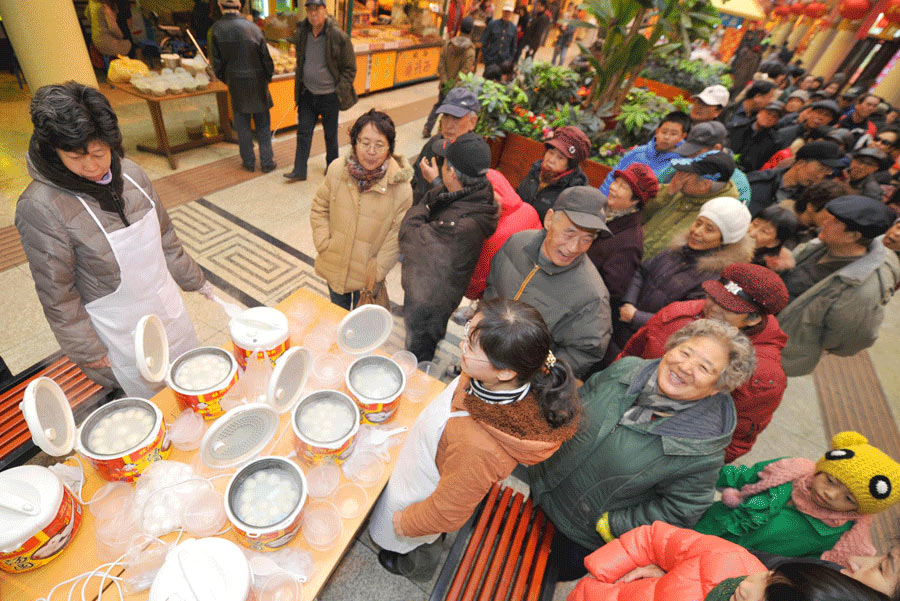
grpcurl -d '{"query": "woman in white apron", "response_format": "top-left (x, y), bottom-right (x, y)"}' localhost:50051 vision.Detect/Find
top-left (369, 298), bottom-right (581, 574)
top-left (16, 82), bottom-right (207, 397)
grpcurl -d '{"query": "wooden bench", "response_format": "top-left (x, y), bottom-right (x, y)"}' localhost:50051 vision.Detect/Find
top-left (0, 352), bottom-right (114, 470)
top-left (431, 482), bottom-right (558, 601)
top-left (490, 132), bottom-right (613, 191)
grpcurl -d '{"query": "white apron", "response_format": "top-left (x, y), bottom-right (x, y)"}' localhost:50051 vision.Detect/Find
top-left (369, 376), bottom-right (469, 553)
top-left (78, 173), bottom-right (198, 398)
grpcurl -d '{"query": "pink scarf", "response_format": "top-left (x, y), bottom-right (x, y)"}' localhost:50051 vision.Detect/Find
top-left (721, 457), bottom-right (876, 566)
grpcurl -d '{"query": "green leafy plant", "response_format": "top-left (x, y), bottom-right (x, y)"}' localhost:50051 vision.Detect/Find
top-left (640, 55), bottom-right (732, 94)
top-left (614, 88), bottom-right (678, 148)
top-left (455, 72), bottom-right (529, 140)
top-left (515, 59), bottom-right (583, 115)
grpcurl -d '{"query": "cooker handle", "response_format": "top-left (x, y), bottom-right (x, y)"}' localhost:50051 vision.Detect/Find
top-left (0, 489), bottom-right (40, 516)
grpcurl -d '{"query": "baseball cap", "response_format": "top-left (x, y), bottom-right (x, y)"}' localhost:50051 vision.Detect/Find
top-left (436, 87), bottom-right (479, 118)
top-left (502, 2), bottom-right (514, 10)
top-left (788, 90), bottom-right (810, 103)
top-left (795, 140), bottom-right (846, 168)
top-left (677, 121), bottom-right (728, 157)
top-left (670, 150), bottom-right (735, 182)
top-left (853, 147), bottom-right (890, 169)
top-left (826, 195), bottom-right (896, 239)
top-left (842, 86), bottom-right (862, 99)
top-left (810, 99), bottom-right (841, 120)
top-left (761, 101), bottom-right (785, 115)
top-left (702, 263), bottom-right (789, 315)
top-left (305, 0), bottom-right (326, 6)
top-left (553, 186), bottom-right (611, 235)
top-left (693, 85), bottom-right (730, 108)
top-left (432, 132), bottom-right (491, 178)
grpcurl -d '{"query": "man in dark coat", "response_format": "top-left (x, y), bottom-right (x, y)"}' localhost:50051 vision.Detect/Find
top-left (400, 133), bottom-right (499, 361)
top-left (480, 4), bottom-right (517, 67)
top-left (521, 0), bottom-right (551, 59)
top-left (837, 93), bottom-right (880, 147)
top-left (729, 101), bottom-right (783, 172)
top-left (210, 0), bottom-right (276, 172)
top-left (284, 0), bottom-right (357, 181)
top-left (846, 148), bottom-right (889, 200)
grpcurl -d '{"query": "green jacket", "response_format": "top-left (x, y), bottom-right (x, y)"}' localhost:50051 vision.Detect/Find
top-left (694, 459), bottom-right (852, 558)
top-left (641, 179), bottom-right (739, 261)
top-left (527, 357), bottom-right (736, 550)
top-left (290, 17), bottom-right (358, 110)
top-left (778, 238), bottom-right (899, 377)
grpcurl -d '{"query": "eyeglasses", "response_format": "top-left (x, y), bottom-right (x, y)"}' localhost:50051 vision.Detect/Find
top-left (875, 137), bottom-right (897, 147)
top-left (357, 140), bottom-right (387, 152)
top-left (462, 321), bottom-right (492, 364)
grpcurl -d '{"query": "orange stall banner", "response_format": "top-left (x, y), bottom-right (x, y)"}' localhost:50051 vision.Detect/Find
top-left (719, 27), bottom-right (746, 63)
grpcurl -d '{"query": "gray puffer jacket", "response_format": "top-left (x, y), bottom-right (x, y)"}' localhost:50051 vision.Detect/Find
top-left (15, 155), bottom-right (205, 369)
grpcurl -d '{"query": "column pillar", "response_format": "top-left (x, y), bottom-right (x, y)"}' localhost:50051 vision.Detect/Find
top-left (770, 16), bottom-right (796, 45)
top-left (810, 19), bottom-right (859, 79)
top-left (801, 25), bottom-right (837, 66)
top-left (787, 21), bottom-right (810, 49)
top-left (873, 55), bottom-right (900, 105)
top-left (0, 0), bottom-right (97, 90)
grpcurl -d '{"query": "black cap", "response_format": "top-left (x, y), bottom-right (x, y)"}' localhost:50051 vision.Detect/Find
top-left (853, 147), bottom-right (890, 169)
top-left (553, 186), bottom-right (612, 235)
top-left (826, 195), bottom-right (896, 239)
top-left (670, 150), bottom-right (735, 182)
top-left (795, 140), bottom-right (846, 168)
top-left (825, 128), bottom-right (853, 149)
top-left (842, 86), bottom-right (862, 99)
top-left (436, 88), bottom-right (479, 118)
top-left (432, 132), bottom-right (491, 178)
top-left (810, 99), bottom-right (841, 119)
top-left (305, 0), bottom-right (326, 5)
top-left (761, 101), bottom-right (785, 115)
top-left (677, 121), bottom-right (728, 157)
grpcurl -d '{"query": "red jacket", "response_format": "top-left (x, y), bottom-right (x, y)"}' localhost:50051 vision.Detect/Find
top-left (464, 169), bottom-right (542, 300)
top-left (618, 299), bottom-right (787, 463)
top-left (569, 522), bottom-right (766, 601)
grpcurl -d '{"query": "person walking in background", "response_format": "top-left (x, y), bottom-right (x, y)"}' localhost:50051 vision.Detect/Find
top-left (209, 0), bottom-right (276, 173)
top-left (521, 0), bottom-right (551, 59)
top-left (550, 7), bottom-right (574, 66)
top-left (480, 3), bottom-right (517, 68)
top-left (284, 0), bottom-right (357, 182)
top-left (422, 17), bottom-right (476, 139)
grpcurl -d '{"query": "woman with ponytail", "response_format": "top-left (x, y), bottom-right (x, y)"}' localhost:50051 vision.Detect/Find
top-left (369, 298), bottom-right (579, 574)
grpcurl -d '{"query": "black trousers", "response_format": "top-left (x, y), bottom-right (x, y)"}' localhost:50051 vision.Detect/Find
top-left (292, 89), bottom-right (340, 177)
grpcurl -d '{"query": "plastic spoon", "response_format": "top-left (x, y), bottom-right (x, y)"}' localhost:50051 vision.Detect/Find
top-left (367, 426), bottom-right (408, 446)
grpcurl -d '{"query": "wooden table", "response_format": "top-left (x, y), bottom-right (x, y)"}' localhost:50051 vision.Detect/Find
top-left (3, 288), bottom-right (442, 601)
top-left (118, 80), bottom-right (237, 170)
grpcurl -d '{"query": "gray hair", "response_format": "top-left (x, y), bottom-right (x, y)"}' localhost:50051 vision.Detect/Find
top-left (448, 164), bottom-right (489, 187)
top-left (663, 318), bottom-right (757, 392)
top-left (30, 81), bottom-right (123, 155)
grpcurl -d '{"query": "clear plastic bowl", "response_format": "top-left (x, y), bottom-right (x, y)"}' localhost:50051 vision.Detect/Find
top-left (305, 464), bottom-right (341, 498)
top-left (88, 481), bottom-right (134, 520)
top-left (168, 409), bottom-right (206, 451)
top-left (182, 487), bottom-right (227, 537)
top-left (303, 321), bottom-right (337, 356)
top-left (333, 482), bottom-right (367, 519)
top-left (342, 449), bottom-right (384, 487)
top-left (391, 351), bottom-right (418, 379)
top-left (309, 354), bottom-right (345, 390)
top-left (256, 572), bottom-right (303, 601)
top-left (302, 502), bottom-right (342, 551)
top-left (95, 512), bottom-right (141, 562)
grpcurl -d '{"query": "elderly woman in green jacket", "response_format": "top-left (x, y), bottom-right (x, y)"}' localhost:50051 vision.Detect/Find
top-left (526, 319), bottom-right (756, 581)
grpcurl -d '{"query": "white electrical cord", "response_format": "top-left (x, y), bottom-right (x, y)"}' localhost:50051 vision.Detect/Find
top-left (36, 551), bottom-right (127, 601)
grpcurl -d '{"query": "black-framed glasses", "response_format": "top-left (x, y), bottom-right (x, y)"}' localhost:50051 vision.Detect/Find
top-left (462, 321), bottom-right (491, 364)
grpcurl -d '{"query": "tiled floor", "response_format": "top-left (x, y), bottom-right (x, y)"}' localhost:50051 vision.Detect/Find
top-left (1, 47), bottom-right (898, 600)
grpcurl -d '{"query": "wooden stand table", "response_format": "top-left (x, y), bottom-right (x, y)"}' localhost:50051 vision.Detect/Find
top-left (2, 288), bottom-right (442, 601)
top-left (118, 81), bottom-right (237, 170)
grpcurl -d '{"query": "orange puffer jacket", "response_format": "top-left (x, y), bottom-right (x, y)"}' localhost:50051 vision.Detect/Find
top-left (569, 521), bottom-right (765, 601)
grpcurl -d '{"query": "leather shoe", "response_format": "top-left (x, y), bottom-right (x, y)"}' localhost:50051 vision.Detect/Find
top-left (377, 549), bottom-right (403, 575)
top-left (283, 171), bottom-right (306, 182)
top-left (261, 163), bottom-right (277, 173)
top-left (242, 164), bottom-right (254, 172)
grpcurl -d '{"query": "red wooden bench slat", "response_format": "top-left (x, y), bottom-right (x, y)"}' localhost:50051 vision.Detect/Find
top-left (462, 487), bottom-right (515, 601)
top-left (477, 493), bottom-right (524, 601)
top-left (492, 498), bottom-right (534, 601)
top-left (526, 518), bottom-right (555, 601)
top-left (447, 483), bottom-right (503, 601)
top-left (509, 510), bottom-right (546, 601)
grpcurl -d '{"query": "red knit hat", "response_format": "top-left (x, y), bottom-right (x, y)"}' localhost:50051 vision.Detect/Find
top-left (613, 163), bottom-right (659, 204)
top-left (701, 263), bottom-right (789, 315)
top-left (546, 126), bottom-right (591, 164)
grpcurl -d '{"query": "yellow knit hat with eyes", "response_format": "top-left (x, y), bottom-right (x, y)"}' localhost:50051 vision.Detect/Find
top-left (815, 431), bottom-right (900, 514)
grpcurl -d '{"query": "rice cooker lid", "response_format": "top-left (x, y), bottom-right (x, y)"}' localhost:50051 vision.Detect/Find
top-left (229, 307), bottom-right (289, 350)
top-left (148, 537), bottom-right (251, 601)
top-left (20, 377), bottom-right (76, 457)
top-left (0, 466), bottom-right (66, 553)
top-left (267, 347), bottom-right (310, 414)
top-left (135, 314), bottom-right (170, 383)
top-left (200, 403), bottom-right (278, 469)
top-left (336, 305), bottom-right (393, 355)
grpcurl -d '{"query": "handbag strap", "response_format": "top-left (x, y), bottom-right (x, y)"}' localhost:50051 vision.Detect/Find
top-left (364, 257), bottom-right (379, 291)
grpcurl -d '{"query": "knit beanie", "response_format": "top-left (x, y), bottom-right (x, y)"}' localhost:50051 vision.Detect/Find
top-left (704, 577), bottom-right (747, 601)
top-left (816, 431), bottom-right (900, 514)
top-left (697, 197), bottom-right (751, 245)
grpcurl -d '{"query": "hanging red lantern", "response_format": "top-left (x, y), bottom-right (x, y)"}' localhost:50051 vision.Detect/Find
top-left (791, 2), bottom-right (806, 14)
top-left (775, 4), bottom-right (792, 15)
top-left (885, 0), bottom-right (900, 24)
top-left (805, 1), bottom-right (827, 17)
top-left (839, 0), bottom-right (870, 19)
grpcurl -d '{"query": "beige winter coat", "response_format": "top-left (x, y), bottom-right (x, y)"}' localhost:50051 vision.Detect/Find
top-left (310, 154), bottom-right (414, 294)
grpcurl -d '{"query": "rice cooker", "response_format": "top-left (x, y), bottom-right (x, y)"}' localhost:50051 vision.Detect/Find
top-left (230, 307), bottom-right (291, 370)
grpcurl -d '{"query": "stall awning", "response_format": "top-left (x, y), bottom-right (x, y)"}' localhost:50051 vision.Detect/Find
top-left (711, 0), bottom-right (766, 21)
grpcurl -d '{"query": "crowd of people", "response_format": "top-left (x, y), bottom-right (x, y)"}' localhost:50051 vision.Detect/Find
top-left (12, 2), bottom-right (900, 600)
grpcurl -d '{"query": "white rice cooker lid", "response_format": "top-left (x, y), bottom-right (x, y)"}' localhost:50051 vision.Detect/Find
top-left (135, 314), bottom-right (170, 383)
top-left (20, 377), bottom-right (76, 457)
top-left (0, 466), bottom-right (65, 552)
top-left (148, 537), bottom-right (251, 601)
top-left (229, 307), bottom-right (289, 350)
top-left (336, 305), bottom-right (393, 355)
top-left (200, 403), bottom-right (278, 469)
top-left (267, 347), bottom-right (310, 414)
